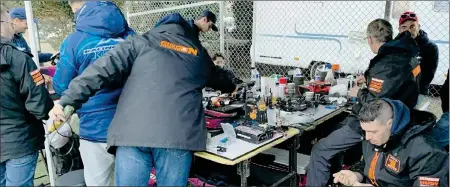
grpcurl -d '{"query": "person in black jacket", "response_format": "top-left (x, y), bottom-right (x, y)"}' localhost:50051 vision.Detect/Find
top-left (48, 11), bottom-right (236, 186)
top-left (398, 11), bottom-right (439, 102)
top-left (0, 6), bottom-right (54, 186)
top-left (307, 19), bottom-right (421, 186)
top-left (9, 7), bottom-right (54, 62)
top-left (432, 70), bottom-right (449, 149)
top-left (212, 52), bottom-right (243, 85)
top-left (333, 99), bottom-right (448, 187)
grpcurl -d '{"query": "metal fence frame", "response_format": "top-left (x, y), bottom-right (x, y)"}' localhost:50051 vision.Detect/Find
top-left (126, 1), bottom-right (449, 116)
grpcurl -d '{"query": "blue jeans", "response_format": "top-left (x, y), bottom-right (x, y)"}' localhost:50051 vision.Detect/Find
top-left (415, 94), bottom-right (426, 109)
top-left (432, 111), bottom-right (449, 148)
top-left (0, 152), bottom-right (38, 186)
top-left (115, 146), bottom-right (193, 186)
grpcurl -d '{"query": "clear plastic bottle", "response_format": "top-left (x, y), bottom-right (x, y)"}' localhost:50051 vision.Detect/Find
top-left (278, 77), bottom-right (287, 98)
top-left (251, 67), bottom-right (261, 91)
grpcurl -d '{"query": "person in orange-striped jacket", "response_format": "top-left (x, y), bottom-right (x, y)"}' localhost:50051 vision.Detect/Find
top-left (333, 99), bottom-right (449, 187)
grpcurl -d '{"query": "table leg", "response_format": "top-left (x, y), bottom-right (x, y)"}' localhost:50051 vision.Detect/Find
top-left (289, 135), bottom-right (299, 187)
top-left (237, 159), bottom-right (250, 187)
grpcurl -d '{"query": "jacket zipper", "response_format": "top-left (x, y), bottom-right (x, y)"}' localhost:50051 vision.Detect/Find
top-left (368, 151), bottom-right (381, 186)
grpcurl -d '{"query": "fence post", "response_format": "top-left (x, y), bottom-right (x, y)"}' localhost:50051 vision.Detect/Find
top-left (384, 1), bottom-right (393, 21)
top-left (24, 1), bottom-right (39, 66)
top-left (125, 1), bottom-right (131, 22)
top-left (250, 2), bottom-right (256, 68)
top-left (219, 1), bottom-right (225, 54)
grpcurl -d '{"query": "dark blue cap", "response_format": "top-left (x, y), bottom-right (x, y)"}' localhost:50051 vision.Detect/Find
top-left (201, 10), bottom-right (218, 31)
top-left (10, 7), bottom-right (38, 23)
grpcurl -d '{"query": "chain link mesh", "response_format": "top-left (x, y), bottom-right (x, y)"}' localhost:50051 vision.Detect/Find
top-left (126, 1), bottom-right (449, 116)
top-left (127, 1), bottom-right (220, 55)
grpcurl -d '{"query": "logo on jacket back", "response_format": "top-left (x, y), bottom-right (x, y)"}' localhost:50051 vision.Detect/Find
top-left (160, 41), bottom-right (198, 56)
top-left (83, 38), bottom-right (125, 59)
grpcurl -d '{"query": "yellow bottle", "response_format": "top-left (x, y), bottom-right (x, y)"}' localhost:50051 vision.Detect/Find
top-left (49, 121), bottom-right (63, 133)
top-left (48, 105), bottom-right (75, 133)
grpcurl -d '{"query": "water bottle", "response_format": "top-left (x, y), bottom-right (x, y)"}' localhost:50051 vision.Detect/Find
top-left (251, 67), bottom-right (261, 91)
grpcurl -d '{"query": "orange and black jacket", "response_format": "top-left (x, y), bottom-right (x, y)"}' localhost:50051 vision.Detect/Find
top-left (354, 101), bottom-right (449, 187)
top-left (352, 32), bottom-right (421, 117)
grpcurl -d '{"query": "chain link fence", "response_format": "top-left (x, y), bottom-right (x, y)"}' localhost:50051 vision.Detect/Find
top-left (127, 1), bottom-right (221, 54)
top-left (126, 1), bottom-right (449, 116)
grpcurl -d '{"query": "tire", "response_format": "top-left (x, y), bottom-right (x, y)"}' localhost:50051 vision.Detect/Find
top-left (309, 61), bottom-right (329, 80)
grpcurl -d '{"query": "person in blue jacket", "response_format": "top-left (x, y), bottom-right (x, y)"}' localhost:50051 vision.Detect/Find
top-left (9, 7), bottom-right (53, 63)
top-left (52, 1), bottom-right (135, 186)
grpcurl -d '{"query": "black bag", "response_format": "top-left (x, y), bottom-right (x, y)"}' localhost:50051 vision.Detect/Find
top-left (50, 133), bottom-right (84, 177)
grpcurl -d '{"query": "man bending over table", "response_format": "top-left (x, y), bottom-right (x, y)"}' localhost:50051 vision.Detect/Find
top-left (48, 10), bottom-right (237, 186)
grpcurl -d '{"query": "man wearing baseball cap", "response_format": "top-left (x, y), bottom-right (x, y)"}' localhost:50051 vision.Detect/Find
top-left (156, 9), bottom-right (218, 34)
top-left (398, 11), bottom-right (439, 105)
top-left (193, 10), bottom-right (219, 32)
top-left (9, 7), bottom-right (53, 63)
top-left (49, 8), bottom-right (237, 186)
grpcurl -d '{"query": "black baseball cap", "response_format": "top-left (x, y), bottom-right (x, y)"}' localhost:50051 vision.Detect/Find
top-left (202, 10), bottom-right (218, 31)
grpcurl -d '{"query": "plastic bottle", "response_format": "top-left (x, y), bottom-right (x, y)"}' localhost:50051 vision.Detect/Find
top-left (278, 77), bottom-right (287, 98)
top-left (251, 67), bottom-right (261, 91)
top-left (325, 64), bottom-right (335, 83)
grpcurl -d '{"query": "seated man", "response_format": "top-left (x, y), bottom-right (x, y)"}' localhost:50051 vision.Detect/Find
top-left (333, 99), bottom-right (449, 187)
top-left (212, 52), bottom-right (243, 85)
top-left (307, 18), bottom-right (421, 186)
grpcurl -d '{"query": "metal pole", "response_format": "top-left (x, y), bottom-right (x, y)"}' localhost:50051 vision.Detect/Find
top-left (219, 1), bottom-right (225, 54)
top-left (125, 1), bottom-right (131, 22)
top-left (250, 2), bottom-right (256, 68)
top-left (43, 121), bottom-right (56, 186)
top-left (24, 1), bottom-right (39, 66)
top-left (384, 1), bottom-right (393, 22)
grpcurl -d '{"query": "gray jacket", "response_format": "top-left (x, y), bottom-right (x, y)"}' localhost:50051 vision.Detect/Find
top-left (58, 16), bottom-right (236, 152)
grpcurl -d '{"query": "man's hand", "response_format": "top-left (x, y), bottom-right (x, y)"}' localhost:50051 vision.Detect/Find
top-left (48, 104), bottom-right (66, 122)
top-left (42, 74), bottom-right (55, 94)
top-left (333, 170), bottom-right (360, 186)
top-left (356, 75), bottom-right (366, 85)
top-left (231, 84), bottom-right (240, 97)
top-left (50, 52), bottom-right (59, 61)
top-left (43, 74), bottom-right (53, 86)
top-left (350, 86), bottom-right (360, 97)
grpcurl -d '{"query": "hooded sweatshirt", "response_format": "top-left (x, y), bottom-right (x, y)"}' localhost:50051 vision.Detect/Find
top-left (356, 98), bottom-right (449, 187)
top-left (53, 1), bottom-right (135, 142)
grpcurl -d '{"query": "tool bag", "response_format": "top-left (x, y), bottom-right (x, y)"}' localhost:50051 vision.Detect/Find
top-left (50, 133), bottom-right (84, 177)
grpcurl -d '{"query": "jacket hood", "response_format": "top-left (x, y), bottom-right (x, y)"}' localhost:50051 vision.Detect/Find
top-left (155, 13), bottom-right (193, 31)
top-left (382, 98), bottom-right (436, 147)
top-left (400, 109), bottom-right (436, 144)
top-left (382, 98), bottom-right (411, 137)
top-left (74, 1), bottom-right (131, 38)
top-left (0, 37), bottom-right (12, 45)
top-left (378, 31), bottom-right (419, 57)
top-left (154, 13), bottom-right (200, 40)
top-left (0, 37), bottom-right (15, 68)
top-left (415, 30), bottom-right (430, 47)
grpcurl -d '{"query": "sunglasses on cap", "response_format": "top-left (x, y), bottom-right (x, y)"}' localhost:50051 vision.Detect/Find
top-left (401, 13), bottom-right (416, 19)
